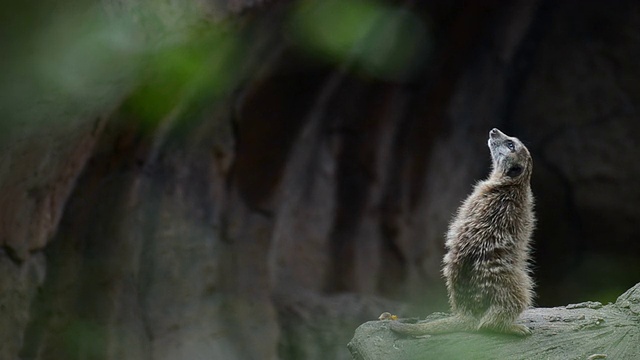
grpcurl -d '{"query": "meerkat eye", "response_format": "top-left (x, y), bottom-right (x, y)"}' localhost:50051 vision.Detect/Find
top-left (505, 140), bottom-right (515, 151)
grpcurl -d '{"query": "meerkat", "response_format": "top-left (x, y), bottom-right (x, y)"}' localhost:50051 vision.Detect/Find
top-left (391, 128), bottom-right (535, 336)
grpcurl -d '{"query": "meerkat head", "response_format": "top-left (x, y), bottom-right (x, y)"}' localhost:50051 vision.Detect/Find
top-left (487, 128), bottom-right (532, 183)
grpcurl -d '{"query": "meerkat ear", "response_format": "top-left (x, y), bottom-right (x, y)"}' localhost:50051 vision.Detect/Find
top-left (506, 165), bottom-right (523, 178)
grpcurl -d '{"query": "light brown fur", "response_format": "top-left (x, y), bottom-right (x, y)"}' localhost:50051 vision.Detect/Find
top-left (391, 128), bottom-right (535, 336)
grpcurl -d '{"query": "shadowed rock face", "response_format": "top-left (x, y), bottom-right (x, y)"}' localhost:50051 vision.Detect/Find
top-left (1, 1), bottom-right (640, 359)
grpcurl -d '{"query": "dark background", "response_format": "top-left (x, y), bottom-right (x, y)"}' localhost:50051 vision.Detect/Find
top-left (1, 0), bottom-right (639, 359)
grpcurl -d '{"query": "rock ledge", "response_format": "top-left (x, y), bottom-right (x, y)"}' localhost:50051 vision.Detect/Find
top-left (348, 283), bottom-right (640, 360)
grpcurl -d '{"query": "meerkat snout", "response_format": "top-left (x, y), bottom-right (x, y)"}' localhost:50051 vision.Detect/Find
top-left (487, 128), bottom-right (532, 182)
top-left (488, 128), bottom-right (507, 149)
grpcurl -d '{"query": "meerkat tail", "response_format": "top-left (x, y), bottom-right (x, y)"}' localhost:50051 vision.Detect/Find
top-left (389, 315), bottom-right (475, 336)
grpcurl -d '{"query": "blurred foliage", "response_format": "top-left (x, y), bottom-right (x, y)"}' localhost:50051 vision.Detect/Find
top-left (1, 2), bottom-right (140, 109)
top-left (0, 0), bottom-right (242, 135)
top-left (124, 26), bottom-right (241, 130)
top-left (33, 6), bottom-right (141, 98)
top-left (0, 0), bottom-right (432, 137)
top-left (289, 0), bottom-right (432, 81)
